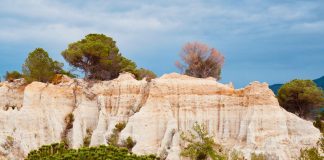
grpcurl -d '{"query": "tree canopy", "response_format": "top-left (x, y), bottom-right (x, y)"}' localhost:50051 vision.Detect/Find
top-left (22, 48), bottom-right (60, 83)
top-left (61, 34), bottom-right (138, 80)
top-left (278, 79), bottom-right (324, 119)
top-left (22, 48), bottom-right (74, 83)
top-left (175, 42), bottom-right (224, 80)
top-left (3, 34), bottom-right (156, 82)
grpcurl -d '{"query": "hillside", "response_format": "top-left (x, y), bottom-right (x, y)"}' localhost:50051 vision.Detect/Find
top-left (0, 73), bottom-right (320, 160)
top-left (314, 76), bottom-right (324, 89)
top-left (269, 76), bottom-right (324, 95)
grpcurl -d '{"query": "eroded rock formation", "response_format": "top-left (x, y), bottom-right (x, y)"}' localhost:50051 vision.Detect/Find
top-left (0, 73), bottom-right (320, 159)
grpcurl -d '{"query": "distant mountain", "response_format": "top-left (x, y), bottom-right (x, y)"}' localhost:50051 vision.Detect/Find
top-left (269, 76), bottom-right (324, 95)
top-left (313, 76), bottom-right (324, 89)
top-left (269, 84), bottom-right (283, 95)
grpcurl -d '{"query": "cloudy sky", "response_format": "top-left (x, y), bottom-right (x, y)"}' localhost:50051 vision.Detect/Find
top-left (0, 0), bottom-right (323, 87)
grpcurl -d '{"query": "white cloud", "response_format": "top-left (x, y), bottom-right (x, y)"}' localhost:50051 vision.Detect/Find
top-left (291, 21), bottom-right (324, 33)
top-left (0, 0), bottom-right (323, 52)
top-left (0, 0), bottom-right (323, 87)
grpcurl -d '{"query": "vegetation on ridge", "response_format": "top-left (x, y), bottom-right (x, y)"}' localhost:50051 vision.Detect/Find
top-left (277, 79), bottom-right (324, 119)
top-left (62, 34), bottom-right (138, 80)
top-left (62, 34), bottom-right (156, 81)
top-left (2, 33), bottom-right (156, 83)
top-left (4, 71), bottom-right (22, 82)
top-left (175, 42), bottom-right (224, 80)
top-left (270, 76), bottom-right (324, 95)
top-left (20, 48), bottom-right (75, 83)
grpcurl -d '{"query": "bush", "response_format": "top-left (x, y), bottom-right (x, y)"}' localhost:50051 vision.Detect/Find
top-left (26, 143), bottom-right (157, 160)
top-left (299, 134), bottom-right (324, 160)
top-left (180, 122), bottom-right (226, 160)
top-left (107, 122), bottom-right (126, 146)
top-left (251, 153), bottom-right (266, 160)
top-left (229, 150), bottom-right (245, 160)
top-left (299, 147), bottom-right (322, 160)
top-left (115, 122), bottom-right (126, 132)
top-left (4, 71), bottom-right (22, 82)
top-left (135, 68), bottom-right (157, 81)
top-left (121, 136), bottom-right (136, 151)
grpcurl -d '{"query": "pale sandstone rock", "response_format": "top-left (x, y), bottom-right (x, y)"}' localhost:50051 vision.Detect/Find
top-left (0, 72), bottom-right (320, 159)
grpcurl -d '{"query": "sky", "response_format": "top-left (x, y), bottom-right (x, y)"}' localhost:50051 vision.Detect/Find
top-left (0, 0), bottom-right (323, 88)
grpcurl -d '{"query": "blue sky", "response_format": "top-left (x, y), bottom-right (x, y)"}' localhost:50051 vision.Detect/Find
top-left (0, 0), bottom-right (323, 88)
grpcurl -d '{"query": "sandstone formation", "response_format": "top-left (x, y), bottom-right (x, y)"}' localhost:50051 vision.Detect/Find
top-left (0, 73), bottom-right (320, 159)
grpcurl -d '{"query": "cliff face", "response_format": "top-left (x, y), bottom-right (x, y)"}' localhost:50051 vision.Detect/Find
top-left (0, 73), bottom-right (320, 159)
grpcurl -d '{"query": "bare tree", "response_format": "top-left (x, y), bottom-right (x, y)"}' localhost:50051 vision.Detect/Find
top-left (175, 42), bottom-right (224, 80)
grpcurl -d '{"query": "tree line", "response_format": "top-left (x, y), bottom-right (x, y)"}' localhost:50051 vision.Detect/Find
top-left (2, 33), bottom-right (323, 121)
top-left (2, 33), bottom-right (324, 122)
top-left (3, 33), bottom-right (224, 83)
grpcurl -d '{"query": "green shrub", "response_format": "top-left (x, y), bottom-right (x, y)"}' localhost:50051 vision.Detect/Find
top-left (26, 143), bottom-right (157, 160)
top-left (135, 68), bottom-right (157, 81)
top-left (299, 147), bottom-right (322, 160)
top-left (299, 134), bottom-right (324, 160)
top-left (180, 122), bottom-right (226, 160)
top-left (4, 71), bottom-right (22, 82)
top-left (107, 122), bottom-right (126, 146)
top-left (229, 150), bottom-right (245, 160)
top-left (115, 122), bottom-right (126, 132)
top-left (251, 153), bottom-right (266, 160)
top-left (121, 136), bottom-right (136, 151)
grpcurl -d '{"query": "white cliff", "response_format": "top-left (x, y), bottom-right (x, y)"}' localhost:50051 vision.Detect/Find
top-left (0, 73), bottom-right (320, 159)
